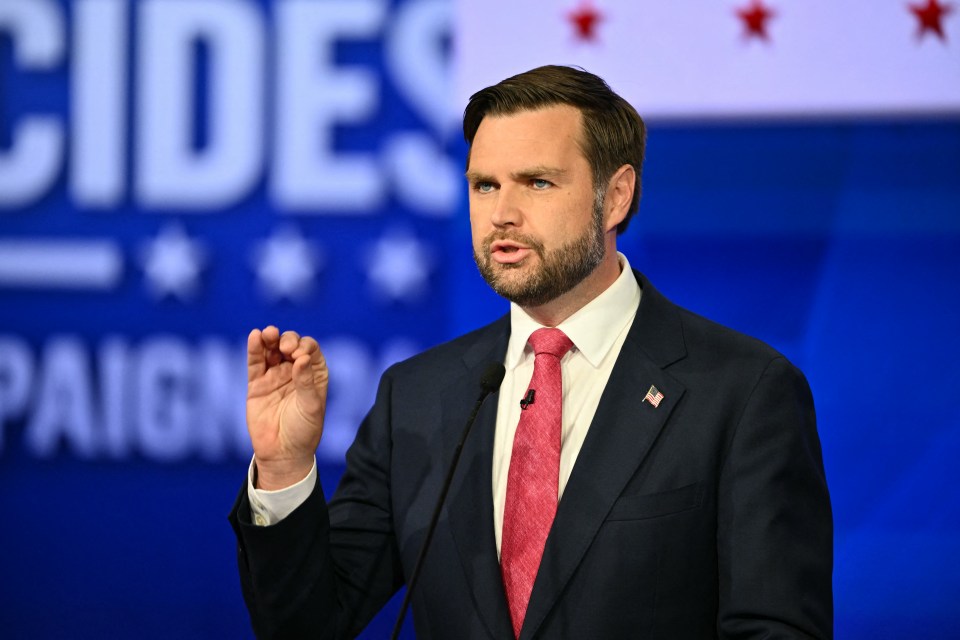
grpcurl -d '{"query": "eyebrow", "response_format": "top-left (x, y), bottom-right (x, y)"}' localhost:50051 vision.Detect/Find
top-left (513, 166), bottom-right (568, 181)
top-left (464, 170), bottom-right (493, 183)
top-left (464, 166), bottom-right (569, 182)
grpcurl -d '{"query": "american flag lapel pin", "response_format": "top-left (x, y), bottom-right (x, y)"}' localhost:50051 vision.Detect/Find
top-left (643, 384), bottom-right (664, 408)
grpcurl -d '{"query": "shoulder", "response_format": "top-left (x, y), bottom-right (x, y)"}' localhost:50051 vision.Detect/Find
top-left (381, 313), bottom-right (510, 384)
top-left (635, 271), bottom-right (805, 385)
top-left (679, 305), bottom-right (787, 368)
top-left (676, 304), bottom-right (810, 402)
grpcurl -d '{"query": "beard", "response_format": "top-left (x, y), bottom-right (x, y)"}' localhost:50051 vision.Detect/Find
top-left (473, 194), bottom-right (607, 308)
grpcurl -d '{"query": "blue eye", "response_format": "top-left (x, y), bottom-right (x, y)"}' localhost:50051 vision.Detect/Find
top-left (474, 181), bottom-right (494, 193)
top-left (531, 179), bottom-right (551, 189)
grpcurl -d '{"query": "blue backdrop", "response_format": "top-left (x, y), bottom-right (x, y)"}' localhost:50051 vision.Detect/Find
top-left (1, 1), bottom-right (958, 638)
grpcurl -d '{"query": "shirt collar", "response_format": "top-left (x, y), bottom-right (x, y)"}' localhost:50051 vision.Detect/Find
top-left (504, 252), bottom-right (642, 370)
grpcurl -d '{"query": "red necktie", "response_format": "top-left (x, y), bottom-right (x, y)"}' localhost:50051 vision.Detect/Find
top-left (501, 327), bottom-right (574, 638)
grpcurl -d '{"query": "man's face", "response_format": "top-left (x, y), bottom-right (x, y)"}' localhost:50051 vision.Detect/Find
top-left (466, 105), bottom-right (607, 308)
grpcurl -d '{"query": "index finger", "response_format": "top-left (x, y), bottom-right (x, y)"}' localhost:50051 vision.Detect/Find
top-left (248, 326), bottom-right (281, 381)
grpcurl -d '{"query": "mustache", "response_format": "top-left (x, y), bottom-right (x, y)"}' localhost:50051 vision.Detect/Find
top-left (481, 230), bottom-right (545, 256)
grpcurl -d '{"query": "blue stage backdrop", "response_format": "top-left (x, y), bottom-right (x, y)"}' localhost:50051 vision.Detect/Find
top-left (1, 1), bottom-right (958, 638)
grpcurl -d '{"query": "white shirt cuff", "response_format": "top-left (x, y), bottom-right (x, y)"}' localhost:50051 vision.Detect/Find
top-left (246, 456), bottom-right (317, 527)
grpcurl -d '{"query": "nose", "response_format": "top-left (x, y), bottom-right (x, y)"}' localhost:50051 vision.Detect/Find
top-left (490, 187), bottom-right (521, 228)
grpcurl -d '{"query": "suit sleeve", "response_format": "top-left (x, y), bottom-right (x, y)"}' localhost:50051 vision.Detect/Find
top-left (717, 356), bottom-right (833, 639)
top-left (228, 370), bottom-right (405, 639)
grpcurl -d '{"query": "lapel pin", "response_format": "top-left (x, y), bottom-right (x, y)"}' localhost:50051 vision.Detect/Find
top-left (643, 384), bottom-right (664, 408)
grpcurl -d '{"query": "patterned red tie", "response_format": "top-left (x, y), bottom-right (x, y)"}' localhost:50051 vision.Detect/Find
top-left (501, 327), bottom-right (574, 638)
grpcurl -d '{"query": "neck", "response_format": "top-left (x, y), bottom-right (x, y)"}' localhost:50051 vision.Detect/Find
top-left (521, 247), bottom-right (622, 327)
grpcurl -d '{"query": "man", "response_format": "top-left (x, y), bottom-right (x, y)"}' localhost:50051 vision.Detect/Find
top-left (230, 65), bottom-right (833, 639)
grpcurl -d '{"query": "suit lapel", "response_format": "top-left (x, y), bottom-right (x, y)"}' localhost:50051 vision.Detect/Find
top-left (446, 317), bottom-right (515, 639)
top-left (520, 273), bottom-right (689, 639)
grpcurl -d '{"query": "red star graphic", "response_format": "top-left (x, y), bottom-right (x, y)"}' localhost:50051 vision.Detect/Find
top-left (909, 0), bottom-right (953, 41)
top-left (736, 1), bottom-right (776, 41)
top-left (568, 2), bottom-right (604, 41)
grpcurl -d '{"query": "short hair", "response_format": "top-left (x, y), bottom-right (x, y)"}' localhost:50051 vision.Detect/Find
top-left (463, 65), bottom-right (646, 234)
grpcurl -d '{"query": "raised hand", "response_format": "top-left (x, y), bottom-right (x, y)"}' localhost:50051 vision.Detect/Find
top-left (246, 326), bottom-right (329, 490)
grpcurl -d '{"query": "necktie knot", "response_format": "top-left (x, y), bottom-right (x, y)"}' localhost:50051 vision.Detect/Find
top-left (528, 327), bottom-right (573, 360)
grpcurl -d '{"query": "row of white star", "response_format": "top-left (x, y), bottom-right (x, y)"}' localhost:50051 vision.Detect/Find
top-left (140, 223), bottom-right (434, 303)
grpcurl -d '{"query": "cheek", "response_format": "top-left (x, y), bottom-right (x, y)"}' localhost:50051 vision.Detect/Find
top-left (469, 200), bottom-right (494, 230)
top-left (468, 211), bottom-right (487, 247)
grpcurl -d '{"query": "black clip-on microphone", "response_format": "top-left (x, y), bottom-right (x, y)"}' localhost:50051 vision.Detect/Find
top-left (390, 362), bottom-right (505, 640)
top-left (519, 389), bottom-right (535, 410)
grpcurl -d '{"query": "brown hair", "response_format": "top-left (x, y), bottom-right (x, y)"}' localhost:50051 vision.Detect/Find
top-left (463, 65), bottom-right (646, 234)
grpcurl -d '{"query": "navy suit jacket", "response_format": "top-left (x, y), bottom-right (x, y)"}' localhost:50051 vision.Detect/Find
top-left (230, 271), bottom-right (833, 639)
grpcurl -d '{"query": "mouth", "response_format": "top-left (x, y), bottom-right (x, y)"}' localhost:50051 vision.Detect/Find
top-left (490, 240), bottom-right (533, 265)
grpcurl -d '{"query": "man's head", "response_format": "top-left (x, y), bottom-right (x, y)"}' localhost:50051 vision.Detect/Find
top-left (467, 105), bottom-right (609, 310)
top-left (463, 65), bottom-right (646, 235)
top-left (463, 67), bottom-right (644, 321)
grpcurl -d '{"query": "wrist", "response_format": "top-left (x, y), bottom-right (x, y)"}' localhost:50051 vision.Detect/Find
top-left (254, 456), bottom-right (314, 491)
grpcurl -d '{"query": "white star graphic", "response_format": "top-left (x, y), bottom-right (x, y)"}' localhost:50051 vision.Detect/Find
top-left (365, 230), bottom-right (432, 303)
top-left (252, 226), bottom-right (322, 302)
top-left (139, 223), bottom-right (206, 300)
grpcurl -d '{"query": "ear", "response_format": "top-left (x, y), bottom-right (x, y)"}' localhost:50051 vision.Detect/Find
top-left (604, 164), bottom-right (635, 232)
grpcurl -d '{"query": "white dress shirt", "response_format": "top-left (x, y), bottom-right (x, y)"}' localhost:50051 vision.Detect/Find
top-left (491, 253), bottom-right (640, 554)
top-left (249, 254), bottom-right (641, 534)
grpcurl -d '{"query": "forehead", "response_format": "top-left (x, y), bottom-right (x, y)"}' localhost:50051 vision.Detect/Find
top-left (468, 105), bottom-right (587, 173)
